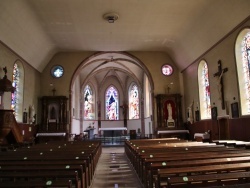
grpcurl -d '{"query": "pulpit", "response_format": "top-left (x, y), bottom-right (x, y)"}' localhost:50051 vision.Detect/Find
top-left (84, 128), bottom-right (95, 139)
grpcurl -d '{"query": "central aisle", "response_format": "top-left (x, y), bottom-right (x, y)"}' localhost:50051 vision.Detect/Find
top-left (90, 146), bottom-right (143, 188)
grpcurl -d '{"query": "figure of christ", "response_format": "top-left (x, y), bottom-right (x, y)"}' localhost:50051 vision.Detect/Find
top-left (213, 60), bottom-right (228, 109)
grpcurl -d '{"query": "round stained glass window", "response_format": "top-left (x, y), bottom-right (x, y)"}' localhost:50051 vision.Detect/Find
top-left (161, 64), bottom-right (173, 76)
top-left (51, 65), bottom-right (64, 78)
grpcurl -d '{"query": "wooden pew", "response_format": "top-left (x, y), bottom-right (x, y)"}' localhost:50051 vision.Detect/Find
top-left (0, 164), bottom-right (85, 188)
top-left (165, 171), bottom-right (250, 188)
top-left (0, 171), bottom-right (80, 188)
top-left (155, 162), bottom-right (250, 188)
top-left (0, 140), bottom-right (102, 188)
top-left (0, 179), bottom-right (73, 188)
top-left (125, 139), bottom-right (250, 188)
top-left (146, 155), bottom-right (250, 188)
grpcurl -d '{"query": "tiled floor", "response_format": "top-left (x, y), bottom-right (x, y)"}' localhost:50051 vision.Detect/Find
top-left (90, 146), bottom-right (143, 188)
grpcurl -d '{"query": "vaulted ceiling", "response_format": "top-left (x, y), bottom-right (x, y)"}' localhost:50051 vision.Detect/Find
top-left (0, 0), bottom-right (249, 73)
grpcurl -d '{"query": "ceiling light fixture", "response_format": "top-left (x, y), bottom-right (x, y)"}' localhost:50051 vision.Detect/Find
top-left (103, 12), bottom-right (119, 23)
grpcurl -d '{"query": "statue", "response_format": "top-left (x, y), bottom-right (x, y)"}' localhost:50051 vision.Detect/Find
top-left (187, 101), bottom-right (194, 124)
top-left (29, 105), bottom-right (36, 124)
top-left (166, 103), bottom-right (175, 127)
top-left (167, 103), bottom-right (173, 120)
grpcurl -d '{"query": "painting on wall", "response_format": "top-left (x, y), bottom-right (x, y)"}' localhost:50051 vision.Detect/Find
top-left (211, 107), bottom-right (217, 120)
top-left (231, 102), bottom-right (239, 118)
top-left (195, 110), bottom-right (200, 121)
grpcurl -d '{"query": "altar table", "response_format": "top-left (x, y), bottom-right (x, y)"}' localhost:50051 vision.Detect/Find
top-left (157, 130), bottom-right (189, 139)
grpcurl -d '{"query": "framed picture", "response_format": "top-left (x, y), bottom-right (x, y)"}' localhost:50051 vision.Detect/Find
top-left (211, 107), bottom-right (217, 120)
top-left (195, 110), bottom-right (200, 121)
top-left (231, 102), bottom-right (239, 118)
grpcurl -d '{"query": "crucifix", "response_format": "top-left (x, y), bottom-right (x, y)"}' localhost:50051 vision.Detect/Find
top-left (213, 60), bottom-right (228, 109)
top-left (52, 88), bottom-right (56, 96)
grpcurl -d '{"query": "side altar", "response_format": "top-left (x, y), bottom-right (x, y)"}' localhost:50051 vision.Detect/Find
top-left (156, 94), bottom-right (183, 128)
top-left (156, 94), bottom-right (188, 139)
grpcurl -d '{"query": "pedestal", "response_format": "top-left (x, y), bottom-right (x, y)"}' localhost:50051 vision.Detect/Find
top-left (167, 119), bottom-right (175, 127)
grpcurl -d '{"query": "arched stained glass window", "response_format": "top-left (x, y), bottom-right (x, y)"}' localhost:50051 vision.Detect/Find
top-left (106, 86), bottom-right (119, 120)
top-left (198, 60), bottom-right (211, 119)
top-left (11, 63), bottom-right (19, 117)
top-left (11, 62), bottom-right (24, 122)
top-left (83, 85), bottom-right (95, 120)
top-left (235, 28), bottom-right (250, 115)
top-left (129, 84), bottom-right (139, 119)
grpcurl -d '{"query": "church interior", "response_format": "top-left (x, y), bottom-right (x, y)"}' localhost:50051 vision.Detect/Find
top-left (0, 0), bottom-right (250, 187)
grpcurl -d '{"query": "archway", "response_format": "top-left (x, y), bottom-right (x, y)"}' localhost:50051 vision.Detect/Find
top-left (69, 52), bottom-right (154, 137)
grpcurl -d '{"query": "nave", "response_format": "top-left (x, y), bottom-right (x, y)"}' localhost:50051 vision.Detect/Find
top-left (2, 138), bottom-right (250, 188)
top-left (90, 147), bottom-right (143, 188)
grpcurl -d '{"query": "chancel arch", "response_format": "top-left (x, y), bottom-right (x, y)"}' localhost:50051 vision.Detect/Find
top-left (69, 52), bottom-right (154, 135)
top-left (198, 60), bottom-right (211, 120)
top-left (235, 28), bottom-right (250, 116)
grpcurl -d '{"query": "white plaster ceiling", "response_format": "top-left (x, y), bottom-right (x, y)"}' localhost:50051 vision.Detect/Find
top-left (0, 0), bottom-right (250, 72)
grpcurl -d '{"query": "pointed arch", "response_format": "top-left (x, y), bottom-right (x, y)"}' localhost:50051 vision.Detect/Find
top-left (105, 85), bottom-right (119, 120)
top-left (11, 60), bottom-right (24, 122)
top-left (198, 60), bottom-right (211, 119)
top-left (83, 84), bottom-right (95, 120)
top-left (235, 28), bottom-right (250, 115)
top-left (129, 83), bottom-right (139, 119)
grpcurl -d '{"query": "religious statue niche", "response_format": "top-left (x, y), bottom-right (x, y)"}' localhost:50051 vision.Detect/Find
top-left (164, 100), bottom-right (175, 127)
top-left (40, 96), bottom-right (68, 132)
top-left (156, 94), bottom-right (183, 129)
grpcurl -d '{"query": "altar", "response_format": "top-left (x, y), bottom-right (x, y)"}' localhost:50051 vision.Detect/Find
top-left (157, 130), bottom-right (189, 139)
top-left (99, 127), bottom-right (127, 137)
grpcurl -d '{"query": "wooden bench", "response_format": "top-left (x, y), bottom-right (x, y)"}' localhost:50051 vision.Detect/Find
top-left (0, 140), bottom-right (102, 188)
top-left (0, 164), bottom-right (85, 188)
top-left (155, 162), bottom-right (250, 188)
top-left (0, 171), bottom-right (80, 188)
top-left (141, 150), bottom-right (250, 188)
top-left (165, 171), bottom-right (250, 187)
top-left (146, 155), bottom-right (250, 188)
top-left (0, 179), bottom-right (73, 188)
top-left (125, 139), bottom-right (250, 188)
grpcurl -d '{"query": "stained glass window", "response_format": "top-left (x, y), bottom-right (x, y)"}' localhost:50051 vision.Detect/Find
top-left (106, 86), bottom-right (119, 120)
top-left (198, 60), bottom-right (211, 119)
top-left (11, 63), bottom-right (20, 118)
top-left (129, 84), bottom-right (139, 119)
top-left (83, 85), bottom-right (95, 120)
top-left (236, 29), bottom-right (250, 115)
top-left (241, 31), bottom-right (250, 113)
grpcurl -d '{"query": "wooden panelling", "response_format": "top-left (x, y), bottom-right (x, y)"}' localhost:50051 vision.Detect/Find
top-left (188, 117), bottom-right (250, 141)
